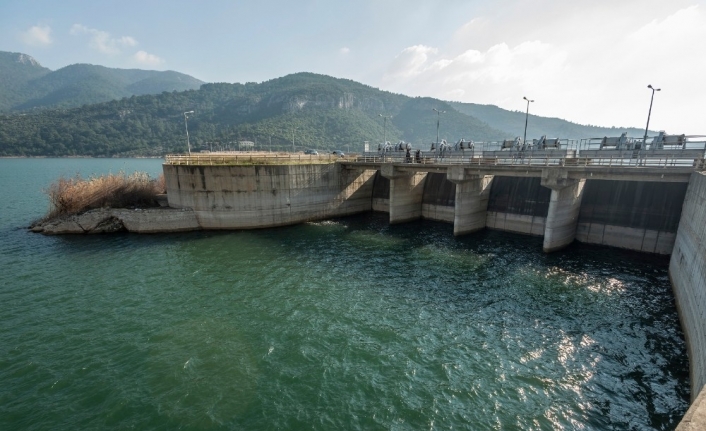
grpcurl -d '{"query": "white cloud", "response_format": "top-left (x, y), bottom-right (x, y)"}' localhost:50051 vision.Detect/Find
top-left (70, 24), bottom-right (138, 55)
top-left (20, 25), bottom-right (52, 47)
top-left (384, 45), bottom-right (438, 79)
top-left (378, 0), bottom-right (706, 135)
top-left (133, 50), bottom-right (164, 66)
top-left (340, 47), bottom-right (350, 55)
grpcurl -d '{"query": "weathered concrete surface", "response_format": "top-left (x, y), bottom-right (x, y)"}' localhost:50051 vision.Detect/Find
top-left (421, 204), bottom-right (455, 222)
top-left (447, 169), bottom-right (494, 236)
top-left (541, 175), bottom-right (586, 253)
top-left (677, 385), bottom-right (706, 430)
top-left (34, 208), bottom-right (200, 234)
top-left (372, 198), bottom-right (390, 213)
top-left (164, 164), bottom-right (375, 229)
top-left (421, 172), bottom-right (456, 223)
top-left (576, 223), bottom-right (676, 254)
top-left (485, 176), bottom-right (549, 236)
top-left (670, 171), bottom-right (706, 402)
top-left (380, 166), bottom-right (427, 224)
top-left (576, 179), bottom-right (686, 254)
top-left (485, 211), bottom-right (546, 236)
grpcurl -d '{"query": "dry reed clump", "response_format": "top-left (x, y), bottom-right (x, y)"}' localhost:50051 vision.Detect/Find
top-left (44, 172), bottom-right (166, 220)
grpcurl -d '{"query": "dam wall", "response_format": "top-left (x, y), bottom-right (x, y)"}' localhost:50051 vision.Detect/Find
top-left (486, 177), bottom-right (550, 236)
top-left (669, 172), bottom-right (706, 404)
top-left (371, 171), bottom-right (390, 213)
top-left (421, 172), bottom-right (456, 222)
top-left (576, 180), bottom-right (687, 254)
top-left (163, 164), bottom-right (690, 256)
top-left (163, 164), bottom-right (375, 229)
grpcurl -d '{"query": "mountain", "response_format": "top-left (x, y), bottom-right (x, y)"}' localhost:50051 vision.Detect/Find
top-left (0, 51), bottom-right (204, 112)
top-left (0, 71), bottom-right (655, 157)
top-left (0, 52), bottom-right (51, 111)
top-left (451, 102), bottom-right (648, 141)
top-left (0, 73), bottom-right (510, 157)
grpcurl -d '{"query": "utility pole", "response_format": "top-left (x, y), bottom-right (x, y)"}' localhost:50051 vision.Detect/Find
top-left (433, 108), bottom-right (445, 145)
top-left (184, 111), bottom-right (194, 155)
top-left (523, 97), bottom-right (533, 146)
top-left (643, 84), bottom-right (661, 146)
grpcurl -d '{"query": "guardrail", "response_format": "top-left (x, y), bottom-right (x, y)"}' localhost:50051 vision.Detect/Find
top-left (578, 136), bottom-right (706, 152)
top-left (353, 152), bottom-right (706, 169)
top-left (165, 152), bottom-right (355, 165)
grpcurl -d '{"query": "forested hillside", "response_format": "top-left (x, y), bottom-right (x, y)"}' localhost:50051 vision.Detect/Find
top-left (0, 68), bottom-right (656, 157)
top-left (0, 51), bottom-right (203, 112)
top-left (0, 73), bottom-right (508, 157)
top-left (0, 52), bottom-right (51, 111)
top-left (451, 102), bottom-right (649, 140)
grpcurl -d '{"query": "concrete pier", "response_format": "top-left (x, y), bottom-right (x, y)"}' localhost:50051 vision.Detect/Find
top-left (380, 165), bottom-right (427, 224)
top-left (447, 166), bottom-right (494, 236)
top-left (541, 169), bottom-right (586, 252)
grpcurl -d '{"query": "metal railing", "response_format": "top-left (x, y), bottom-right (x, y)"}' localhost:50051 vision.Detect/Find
top-left (578, 135), bottom-right (706, 152)
top-left (353, 151), bottom-right (706, 169)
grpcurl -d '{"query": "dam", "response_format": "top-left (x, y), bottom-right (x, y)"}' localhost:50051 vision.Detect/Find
top-left (159, 141), bottom-right (706, 428)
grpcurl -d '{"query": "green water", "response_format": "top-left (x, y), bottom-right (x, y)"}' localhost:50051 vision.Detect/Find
top-left (0, 159), bottom-right (690, 430)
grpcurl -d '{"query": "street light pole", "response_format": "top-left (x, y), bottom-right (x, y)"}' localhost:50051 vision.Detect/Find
top-left (433, 108), bottom-right (445, 145)
top-left (643, 84), bottom-right (661, 145)
top-left (379, 114), bottom-right (392, 144)
top-left (184, 110), bottom-right (194, 155)
top-left (522, 97), bottom-right (533, 146)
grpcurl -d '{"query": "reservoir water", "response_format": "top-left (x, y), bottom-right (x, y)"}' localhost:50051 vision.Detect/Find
top-left (0, 159), bottom-right (690, 430)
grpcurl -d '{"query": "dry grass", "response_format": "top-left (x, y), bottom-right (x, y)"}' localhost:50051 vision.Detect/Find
top-left (44, 172), bottom-right (166, 220)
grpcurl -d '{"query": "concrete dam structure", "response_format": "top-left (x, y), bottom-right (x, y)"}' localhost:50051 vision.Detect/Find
top-left (161, 151), bottom-right (706, 427)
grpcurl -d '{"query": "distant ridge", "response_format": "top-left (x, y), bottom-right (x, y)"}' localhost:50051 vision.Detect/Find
top-left (451, 102), bottom-right (648, 141)
top-left (0, 51), bottom-right (204, 112)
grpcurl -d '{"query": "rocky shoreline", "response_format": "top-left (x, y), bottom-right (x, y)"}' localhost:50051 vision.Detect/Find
top-left (30, 207), bottom-right (200, 234)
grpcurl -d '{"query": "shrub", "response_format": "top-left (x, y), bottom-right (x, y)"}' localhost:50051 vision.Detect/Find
top-left (44, 172), bottom-right (165, 220)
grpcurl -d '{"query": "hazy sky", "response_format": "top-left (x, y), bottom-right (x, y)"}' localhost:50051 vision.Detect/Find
top-left (2, 0), bottom-right (704, 135)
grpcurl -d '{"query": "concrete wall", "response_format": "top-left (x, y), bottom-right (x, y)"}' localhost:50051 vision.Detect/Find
top-left (421, 173), bottom-right (456, 222)
top-left (486, 177), bottom-right (550, 236)
top-left (164, 163), bottom-right (375, 229)
top-left (670, 172), bottom-right (706, 401)
top-left (577, 180), bottom-right (687, 254)
top-left (371, 171), bottom-right (390, 213)
top-left (486, 211), bottom-right (546, 236)
top-left (576, 224), bottom-right (676, 254)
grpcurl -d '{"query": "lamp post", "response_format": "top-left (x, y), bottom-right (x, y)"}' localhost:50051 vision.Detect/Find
top-left (643, 84), bottom-right (661, 145)
top-left (184, 110), bottom-right (194, 155)
top-left (379, 114), bottom-right (392, 144)
top-left (522, 97), bottom-right (533, 146)
top-left (433, 108), bottom-right (445, 145)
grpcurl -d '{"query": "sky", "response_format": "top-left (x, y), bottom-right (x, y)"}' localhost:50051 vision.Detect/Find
top-left (1, 0), bottom-right (705, 135)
